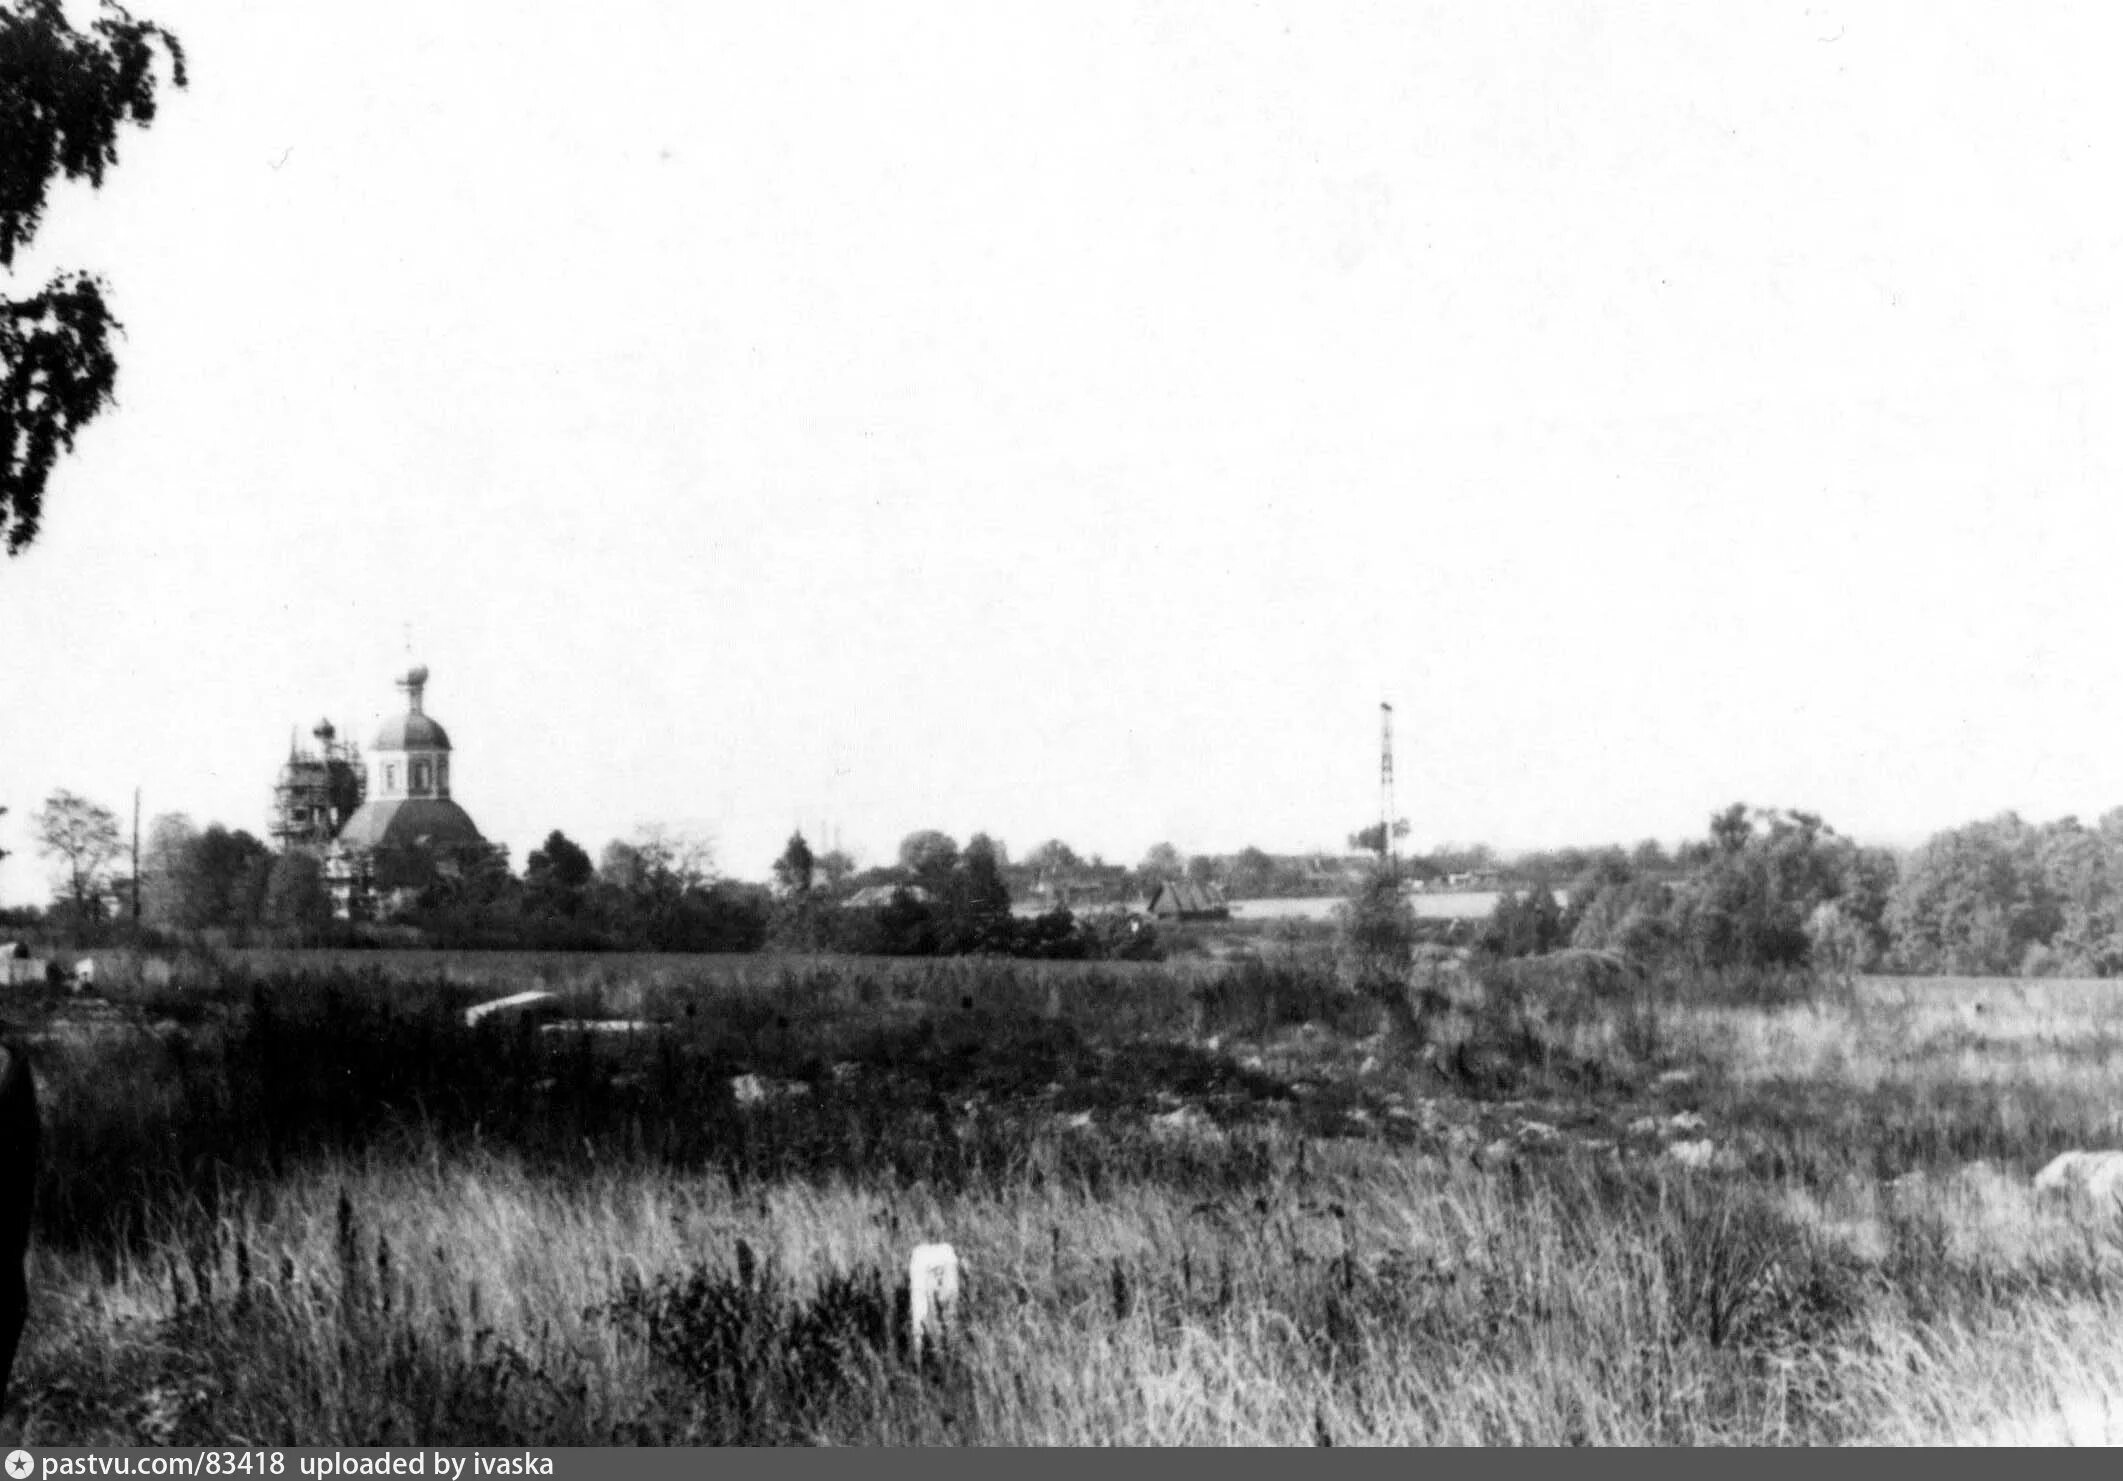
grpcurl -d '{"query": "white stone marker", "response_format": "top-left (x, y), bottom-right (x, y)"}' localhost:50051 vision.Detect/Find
top-left (908, 1242), bottom-right (961, 1360)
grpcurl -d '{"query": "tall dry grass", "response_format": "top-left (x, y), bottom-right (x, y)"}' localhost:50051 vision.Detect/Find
top-left (7, 955), bottom-right (2123, 1443)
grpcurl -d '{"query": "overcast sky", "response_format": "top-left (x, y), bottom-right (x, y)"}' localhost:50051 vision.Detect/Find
top-left (3, 1), bottom-right (2121, 900)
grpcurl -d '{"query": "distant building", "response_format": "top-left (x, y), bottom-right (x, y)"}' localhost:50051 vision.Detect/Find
top-left (1145, 880), bottom-right (1230, 921)
top-left (274, 664), bottom-right (504, 919)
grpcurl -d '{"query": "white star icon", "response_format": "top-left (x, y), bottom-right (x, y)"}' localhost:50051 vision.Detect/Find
top-left (5, 1449), bottom-right (32, 1479)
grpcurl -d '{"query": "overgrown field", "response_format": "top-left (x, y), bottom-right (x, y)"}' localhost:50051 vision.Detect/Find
top-left (7, 950), bottom-right (2123, 1444)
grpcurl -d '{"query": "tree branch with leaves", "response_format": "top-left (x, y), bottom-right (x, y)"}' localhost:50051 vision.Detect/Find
top-left (1, 0), bottom-right (184, 554)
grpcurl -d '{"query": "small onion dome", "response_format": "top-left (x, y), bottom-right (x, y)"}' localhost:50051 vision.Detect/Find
top-left (377, 662), bottom-right (451, 750)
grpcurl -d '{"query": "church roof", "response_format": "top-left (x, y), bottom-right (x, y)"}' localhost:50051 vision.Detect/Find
top-left (336, 797), bottom-right (484, 851)
top-left (374, 712), bottom-right (452, 751)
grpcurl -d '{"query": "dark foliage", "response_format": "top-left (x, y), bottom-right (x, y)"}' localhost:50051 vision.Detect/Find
top-left (0, 0), bottom-right (184, 553)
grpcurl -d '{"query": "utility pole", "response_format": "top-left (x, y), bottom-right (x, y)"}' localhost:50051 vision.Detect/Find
top-left (131, 786), bottom-right (141, 925)
top-left (1379, 701), bottom-right (1398, 885)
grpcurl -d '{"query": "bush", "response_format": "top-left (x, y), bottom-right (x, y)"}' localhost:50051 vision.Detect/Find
top-left (1334, 870), bottom-right (1416, 994)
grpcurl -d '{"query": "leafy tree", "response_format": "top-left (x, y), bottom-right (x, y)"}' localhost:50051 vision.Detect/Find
top-left (527, 829), bottom-right (593, 889)
top-left (1483, 886), bottom-right (1566, 959)
top-left (261, 851), bottom-right (331, 939)
top-left (1672, 806), bottom-right (1877, 971)
top-left (1887, 813), bottom-right (2064, 975)
top-left (600, 827), bottom-right (711, 897)
top-left (962, 832), bottom-right (1010, 916)
top-left (597, 839), bottom-right (647, 895)
top-left (873, 884), bottom-right (939, 955)
top-left (1420, 842), bottom-right (1500, 878)
top-left (1229, 845), bottom-right (1277, 899)
top-left (633, 824), bottom-right (716, 890)
top-left (184, 824), bottom-right (270, 930)
top-left (2, 0), bottom-right (186, 555)
top-left (897, 829), bottom-right (960, 882)
top-left (814, 848), bottom-right (856, 893)
top-left (1559, 805), bottom-right (1890, 974)
top-left (35, 787), bottom-right (120, 919)
top-left (945, 831), bottom-right (1013, 950)
top-left (1021, 838), bottom-right (1082, 879)
top-left (1629, 838), bottom-right (1671, 873)
top-left (1336, 865), bottom-right (1419, 995)
top-left (1347, 820), bottom-right (1409, 856)
top-left (138, 810), bottom-right (194, 926)
top-left (524, 829), bottom-right (593, 917)
top-left (771, 830), bottom-right (816, 897)
top-left (1137, 841), bottom-right (1186, 887)
top-left (764, 830), bottom-right (825, 952)
top-left (595, 825), bottom-right (716, 946)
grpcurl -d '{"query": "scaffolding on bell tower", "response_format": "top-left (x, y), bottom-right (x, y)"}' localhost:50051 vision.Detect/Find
top-left (271, 718), bottom-right (367, 850)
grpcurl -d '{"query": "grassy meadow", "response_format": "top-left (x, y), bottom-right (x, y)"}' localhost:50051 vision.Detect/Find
top-left (7, 945), bottom-right (2123, 1445)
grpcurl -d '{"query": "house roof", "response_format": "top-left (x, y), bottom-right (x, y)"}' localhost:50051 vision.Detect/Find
top-left (845, 883), bottom-right (935, 909)
top-left (1149, 880), bottom-right (1228, 914)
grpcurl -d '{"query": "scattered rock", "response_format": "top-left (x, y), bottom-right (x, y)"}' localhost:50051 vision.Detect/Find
top-left (1654, 1069), bottom-right (1698, 1090)
top-left (1150, 1106), bottom-right (1224, 1143)
top-left (729, 1073), bottom-right (810, 1107)
top-left (2033, 1150), bottom-right (2123, 1205)
top-left (1517, 1120), bottom-right (1561, 1144)
top-left (1627, 1116), bottom-right (1662, 1137)
top-left (1358, 1055), bottom-right (1381, 1076)
top-left (1666, 1111), bottom-right (1707, 1134)
top-left (464, 990), bottom-right (556, 1027)
top-left (1666, 1139), bottom-right (1717, 1169)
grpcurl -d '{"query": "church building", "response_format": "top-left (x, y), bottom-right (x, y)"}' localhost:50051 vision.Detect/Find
top-left (273, 664), bottom-right (503, 919)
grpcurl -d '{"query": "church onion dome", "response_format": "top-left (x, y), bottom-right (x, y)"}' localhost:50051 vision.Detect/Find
top-left (335, 798), bottom-right (485, 851)
top-left (374, 662), bottom-right (452, 751)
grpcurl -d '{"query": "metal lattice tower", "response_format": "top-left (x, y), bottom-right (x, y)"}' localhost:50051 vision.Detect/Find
top-left (1380, 701), bottom-right (1397, 882)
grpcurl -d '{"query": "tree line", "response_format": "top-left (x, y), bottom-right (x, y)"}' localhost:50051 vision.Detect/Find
top-left (2, 795), bottom-right (1162, 960)
top-left (26, 784), bottom-right (2123, 977)
top-left (1483, 802), bottom-right (2123, 979)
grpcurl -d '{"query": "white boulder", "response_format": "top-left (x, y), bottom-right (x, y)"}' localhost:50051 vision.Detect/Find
top-left (463, 990), bottom-right (556, 1027)
top-left (2033, 1150), bottom-right (2123, 1206)
top-left (1667, 1139), bottom-right (1717, 1169)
